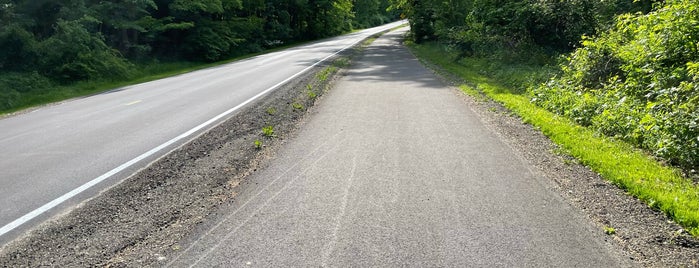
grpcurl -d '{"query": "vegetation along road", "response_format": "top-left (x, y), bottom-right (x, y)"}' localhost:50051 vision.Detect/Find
top-left (168, 28), bottom-right (633, 267)
top-left (2, 0), bottom-right (699, 266)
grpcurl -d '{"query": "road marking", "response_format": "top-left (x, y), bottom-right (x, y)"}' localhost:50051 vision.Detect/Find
top-left (125, 100), bottom-right (142, 106)
top-left (0, 27), bottom-right (387, 238)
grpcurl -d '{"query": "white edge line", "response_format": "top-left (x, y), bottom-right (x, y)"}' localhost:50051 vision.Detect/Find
top-left (0, 28), bottom-right (381, 237)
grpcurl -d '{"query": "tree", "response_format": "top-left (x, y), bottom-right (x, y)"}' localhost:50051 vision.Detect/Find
top-left (91, 0), bottom-right (159, 58)
top-left (306, 0), bottom-right (354, 38)
top-left (38, 18), bottom-right (132, 81)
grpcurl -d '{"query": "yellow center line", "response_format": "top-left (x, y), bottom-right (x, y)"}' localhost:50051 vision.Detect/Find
top-left (125, 100), bottom-right (142, 106)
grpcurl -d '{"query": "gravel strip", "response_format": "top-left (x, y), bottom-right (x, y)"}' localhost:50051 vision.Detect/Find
top-left (0, 39), bottom-right (372, 267)
top-left (2, 31), bottom-right (697, 267)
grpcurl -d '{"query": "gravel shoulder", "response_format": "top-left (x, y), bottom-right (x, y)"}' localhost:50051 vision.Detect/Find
top-left (160, 28), bottom-right (627, 266)
top-left (413, 43), bottom-right (699, 267)
top-left (0, 35), bottom-right (374, 267)
top-left (1, 27), bottom-right (698, 267)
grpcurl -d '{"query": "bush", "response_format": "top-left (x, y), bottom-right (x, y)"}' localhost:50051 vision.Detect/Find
top-left (37, 19), bottom-right (133, 82)
top-left (0, 24), bottom-right (39, 72)
top-left (0, 72), bottom-right (53, 111)
top-left (532, 0), bottom-right (699, 172)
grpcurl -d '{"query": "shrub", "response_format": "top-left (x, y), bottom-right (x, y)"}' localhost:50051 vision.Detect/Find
top-left (0, 24), bottom-right (39, 72)
top-left (37, 19), bottom-right (133, 82)
top-left (0, 72), bottom-right (54, 111)
top-left (532, 0), bottom-right (699, 171)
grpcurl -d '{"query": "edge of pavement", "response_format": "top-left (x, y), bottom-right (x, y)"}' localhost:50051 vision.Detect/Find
top-left (0, 26), bottom-right (396, 267)
top-left (164, 28), bottom-right (632, 267)
top-left (407, 31), bottom-right (699, 267)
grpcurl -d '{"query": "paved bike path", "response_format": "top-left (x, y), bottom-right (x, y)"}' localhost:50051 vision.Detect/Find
top-left (168, 28), bottom-right (630, 267)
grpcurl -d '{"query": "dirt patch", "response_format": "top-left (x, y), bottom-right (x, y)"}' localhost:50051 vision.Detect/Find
top-left (416, 52), bottom-right (699, 267)
top-left (0, 36), bottom-right (375, 267)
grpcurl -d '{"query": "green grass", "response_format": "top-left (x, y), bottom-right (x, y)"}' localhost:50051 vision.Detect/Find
top-left (409, 42), bottom-right (699, 236)
top-left (307, 90), bottom-right (317, 99)
top-left (266, 107), bottom-right (277, 115)
top-left (1, 22), bottom-right (408, 116)
top-left (332, 57), bottom-right (351, 68)
top-left (316, 67), bottom-right (337, 82)
top-left (0, 37), bottom-right (333, 116)
top-left (1, 60), bottom-right (231, 115)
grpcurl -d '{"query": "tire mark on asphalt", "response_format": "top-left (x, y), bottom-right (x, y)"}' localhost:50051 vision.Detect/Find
top-left (167, 132), bottom-right (346, 267)
top-left (320, 153), bottom-right (358, 267)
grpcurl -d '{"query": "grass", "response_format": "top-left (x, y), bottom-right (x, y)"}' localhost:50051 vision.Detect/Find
top-left (266, 107), bottom-right (277, 115)
top-left (1, 22), bottom-right (407, 116)
top-left (333, 57), bottom-right (351, 68)
top-left (316, 67), bottom-right (337, 82)
top-left (408, 42), bottom-right (699, 237)
top-left (307, 90), bottom-right (317, 99)
top-left (0, 33), bottom-right (356, 116)
top-left (1, 59), bottom-right (249, 115)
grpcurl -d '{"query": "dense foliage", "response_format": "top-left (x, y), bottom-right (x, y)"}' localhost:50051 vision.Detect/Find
top-left (398, 0), bottom-right (698, 173)
top-left (0, 0), bottom-right (399, 110)
top-left (532, 0), bottom-right (699, 172)
top-left (393, 0), bottom-right (655, 60)
top-left (405, 0), bottom-right (699, 234)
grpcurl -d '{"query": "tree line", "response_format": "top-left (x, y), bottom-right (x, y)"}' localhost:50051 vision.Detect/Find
top-left (0, 0), bottom-right (398, 88)
top-left (393, 0), bottom-right (656, 57)
top-left (396, 0), bottom-right (698, 172)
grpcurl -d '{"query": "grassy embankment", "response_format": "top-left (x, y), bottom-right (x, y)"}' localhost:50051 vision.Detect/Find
top-left (409, 42), bottom-right (699, 236)
top-left (1, 61), bottom-right (197, 115)
top-left (0, 45), bottom-right (299, 116)
top-left (0, 24), bottom-right (410, 116)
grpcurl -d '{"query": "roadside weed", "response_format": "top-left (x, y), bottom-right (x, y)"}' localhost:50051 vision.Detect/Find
top-left (292, 102), bottom-right (304, 110)
top-left (604, 226), bottom-right (616, 235)
top-left (333, 57), bottom-right (350, 68)
top-left (307, 90), bottom-right (317, 99)
top-left (262, 126), bottom-right (275, 137)
top-left (316, 67), bottom-right (336, 82)
top-left (254, 139), bottom-right (263, 149)
top-left (266, 107), bottom-right (277, 115)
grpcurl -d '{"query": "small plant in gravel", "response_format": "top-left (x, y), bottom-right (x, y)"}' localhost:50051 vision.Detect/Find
top-left (266, 107), bottom-right (277, 115)
top-left (333, 57), bottom-right (350, 68)
top-left (306, 84), bottom-right (317, 99)
top-left (292, 102), bottom-right (304, 110)
top-left (307, 90), bottom-right (317, 99)
top-left (254, 139), bottom-right (263, 149)
top-left (262, 126), bottom-right (275, 137)
top-left (604, 226), bottom-right (616, 235)
top-left (316, 67), bottom-right (337, 82)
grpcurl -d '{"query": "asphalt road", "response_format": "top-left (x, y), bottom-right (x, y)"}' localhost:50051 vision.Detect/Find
top-left (167, 29), bottom-right (631, 266)
top-left (0, 21), bottom-right (405, 242)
